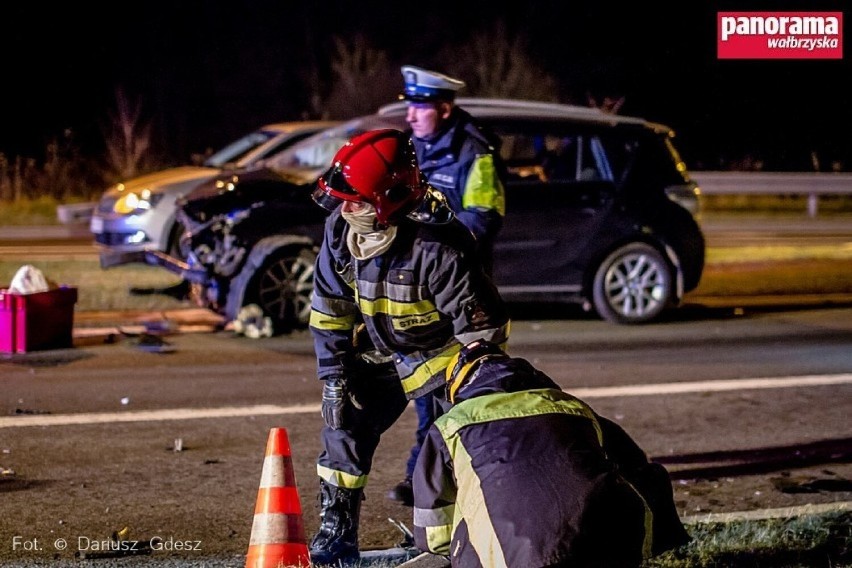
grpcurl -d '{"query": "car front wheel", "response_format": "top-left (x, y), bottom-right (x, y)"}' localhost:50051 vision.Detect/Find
top-left (166, 220), bottom-right (192, 263)
top-left (247, 247), bottom-right (316, 333)
top-left (591, 242), bottom-right (673, 324)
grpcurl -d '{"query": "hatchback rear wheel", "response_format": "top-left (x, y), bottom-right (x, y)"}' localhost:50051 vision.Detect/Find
top-left (591, 242), bottom-right (673, 324)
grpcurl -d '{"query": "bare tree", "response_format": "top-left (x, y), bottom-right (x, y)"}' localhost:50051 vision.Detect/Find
top-left (440, 22), bottom-right (561, 101)
top-left (587, 92), bottom-right (626, 114)
top-left (0, 154), bottom-right (10, 201)
top-left (313, 26), bottom-right (568, 120)
top-left (42, 135), bottom-right (77, 199)
top-left (102, 87), bottom-right (152, 182)
top-left (321, 35), bottom-right (400, 118)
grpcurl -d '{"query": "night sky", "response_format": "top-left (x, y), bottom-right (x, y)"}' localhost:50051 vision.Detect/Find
top-left (2, 1), bottom-right (849, 172)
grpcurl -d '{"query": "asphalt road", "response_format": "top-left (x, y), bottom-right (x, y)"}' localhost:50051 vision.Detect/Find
top-left (2, 304), bottom-right (852, 567)
top-left (1, 215), bottom-right (851, 567)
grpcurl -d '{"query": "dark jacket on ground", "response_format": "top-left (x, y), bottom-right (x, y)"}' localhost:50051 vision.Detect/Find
top-left (412, 355), bottom-right (691, 567)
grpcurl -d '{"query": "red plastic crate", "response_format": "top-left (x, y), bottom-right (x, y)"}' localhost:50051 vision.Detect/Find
top-left (0, 287), bottom-right (78, 354)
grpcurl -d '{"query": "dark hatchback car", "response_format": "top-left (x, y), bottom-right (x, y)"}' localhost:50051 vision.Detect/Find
top-left (148, 98), bottom-right (704, 332)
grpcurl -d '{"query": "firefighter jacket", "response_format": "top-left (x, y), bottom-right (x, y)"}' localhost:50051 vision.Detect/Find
top-left (412, 355), bottom-right (691, 567)
top-left (309, 208), bottom-right (511, 400)
top-left (411, 107), bottom-right (506, 255)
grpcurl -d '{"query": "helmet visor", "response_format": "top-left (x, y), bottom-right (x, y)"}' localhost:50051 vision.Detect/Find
top-left (312, 185), bottom-right (344, 212)
top-left (313, 163), bottom-right (362, 211)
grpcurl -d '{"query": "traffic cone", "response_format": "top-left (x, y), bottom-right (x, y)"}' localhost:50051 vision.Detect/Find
top-left (246, 427), bottom-right (311, 568)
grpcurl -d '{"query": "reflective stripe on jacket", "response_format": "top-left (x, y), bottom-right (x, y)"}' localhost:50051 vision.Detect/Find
top-left (309, 209), bottom-right (510, 399)
top-left (412, 357), bottom-right (654, 567)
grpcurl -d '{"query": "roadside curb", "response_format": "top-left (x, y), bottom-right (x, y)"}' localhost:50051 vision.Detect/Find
top-left (0, 224), bottom-right (91, 240)
top-left (682, 500), bottom-right (852, 524)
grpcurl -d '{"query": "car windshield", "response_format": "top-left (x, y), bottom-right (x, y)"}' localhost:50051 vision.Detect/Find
top-left (202, 128), bottom-right (283, 168)
top-left (265, 114), bottom-right (408, 175)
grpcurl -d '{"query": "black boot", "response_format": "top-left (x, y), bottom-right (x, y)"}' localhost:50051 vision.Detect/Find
top-left (309, 481), bottom-right (363, 566)
top-left (386, 476), bottom-right (413, 507)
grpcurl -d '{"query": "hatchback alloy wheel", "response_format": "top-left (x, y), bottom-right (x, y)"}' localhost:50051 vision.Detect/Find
top-left (592, 242), bottom-right (673, 324)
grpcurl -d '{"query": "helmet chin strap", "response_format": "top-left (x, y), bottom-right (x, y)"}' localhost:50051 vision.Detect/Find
top-left (409, 188), bottom-right (454, 224)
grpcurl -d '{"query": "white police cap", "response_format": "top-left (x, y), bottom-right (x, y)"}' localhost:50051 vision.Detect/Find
top-left (400, 65), bottom-right (465, 102)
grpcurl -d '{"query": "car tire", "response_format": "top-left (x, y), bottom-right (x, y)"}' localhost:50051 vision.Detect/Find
top-left (591, 242), bottom-right (673, 324)
top-left (167, 220), bottom-right (189, 262)
top-left (246, 247), bottom-right (316, 333)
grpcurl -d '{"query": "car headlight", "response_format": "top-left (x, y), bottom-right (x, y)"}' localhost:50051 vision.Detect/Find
top-left (113, 189), bottom-right (164, 215)
top-left (664, 183), bottom-right (702, 217)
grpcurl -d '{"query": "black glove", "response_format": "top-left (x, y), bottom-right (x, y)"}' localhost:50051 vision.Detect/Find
top-left (321, 376), bottom-right (349, 430)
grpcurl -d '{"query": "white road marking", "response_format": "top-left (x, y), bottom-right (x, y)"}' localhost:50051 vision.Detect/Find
top-left (0, 404), bottom-right (321, 429)
top-left (568, 373), bottom-right (852, 399)
top-left (1, 373), bottom-right (850, 429)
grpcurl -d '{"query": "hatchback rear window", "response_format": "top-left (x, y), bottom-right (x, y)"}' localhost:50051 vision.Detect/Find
top-left (495, 130), bottom-right (615, 184)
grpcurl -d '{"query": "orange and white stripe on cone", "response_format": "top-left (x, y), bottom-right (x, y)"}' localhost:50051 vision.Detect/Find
top-left (246, 427), bottom-right (311, 568)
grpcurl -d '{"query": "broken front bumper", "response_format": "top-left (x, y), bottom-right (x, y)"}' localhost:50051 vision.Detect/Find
top-left (141, 250), bottom-right (210, 284)
top-left (100, 248), bottom-right (208, 285)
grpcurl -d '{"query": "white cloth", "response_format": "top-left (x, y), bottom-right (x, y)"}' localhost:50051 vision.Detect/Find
top-left (8, 265), bottom-right (50, 294)
top-left (341, 204), bottom-right (397, 260)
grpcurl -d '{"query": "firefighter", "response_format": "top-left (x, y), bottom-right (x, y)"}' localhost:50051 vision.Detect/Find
top-left (308, 128), bottom-right (510, 565)
top-left (412, 340), bottom-right (692, 568)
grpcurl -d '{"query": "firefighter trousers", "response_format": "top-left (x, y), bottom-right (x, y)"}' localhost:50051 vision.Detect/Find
top-left (317, 362), bottom-right (413, 489)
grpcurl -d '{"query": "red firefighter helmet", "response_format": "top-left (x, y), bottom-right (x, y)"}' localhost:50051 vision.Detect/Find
top-left (314, 129), bottom-right (427, 226)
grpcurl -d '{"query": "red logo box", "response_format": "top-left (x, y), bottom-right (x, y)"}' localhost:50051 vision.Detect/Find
top-left (718, 12), bottom-right (843, 59)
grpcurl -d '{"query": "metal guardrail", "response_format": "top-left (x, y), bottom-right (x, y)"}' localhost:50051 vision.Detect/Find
top-left (56, 202), bottom-right (96, 224)
top-left (692, 171), bottom-right (852, 217)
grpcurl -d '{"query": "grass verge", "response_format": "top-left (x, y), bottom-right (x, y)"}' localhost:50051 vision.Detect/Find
top-left (0, 260), bottom-right (187, 313)
top-left (2, 254), bottom-right (851, 315)
top-left (0, 196), bottom-right (77, 225)
top-left (306, 509), bottom-right (852, 568)
top-left (646, 509), bottom-right (851, 568)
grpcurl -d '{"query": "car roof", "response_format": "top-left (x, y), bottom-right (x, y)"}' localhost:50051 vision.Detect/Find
top-left (378, 97), bottom-right (652, 128)
top-left (261, 120), bottom-right (341, 133)
top-left (264, 99), bottom-right (677, 183)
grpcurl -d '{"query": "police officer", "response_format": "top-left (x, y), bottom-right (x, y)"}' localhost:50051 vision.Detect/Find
top-left (307, 129), bottom-right (510, 565)
top-left (412, 340), bottom-right (692, 567)
top-left (400, 65), bottom-right (505, 271)
top-left (387, 65), bottom-right (508, 507)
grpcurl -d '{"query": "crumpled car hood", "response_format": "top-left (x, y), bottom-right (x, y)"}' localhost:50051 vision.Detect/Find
top-left (103, 166), bottom-right (221, 197)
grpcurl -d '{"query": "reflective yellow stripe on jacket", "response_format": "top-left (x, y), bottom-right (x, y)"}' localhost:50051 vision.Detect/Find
top-left (462, 154), bottom-right (505, 214)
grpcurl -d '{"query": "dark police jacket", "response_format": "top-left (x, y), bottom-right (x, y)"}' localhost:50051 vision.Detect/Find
top-left (309, 208), bottom-right (510, 399)
top-left (412, 107), bottom-right (506, 267)
top-left (412, 356), bottom-right (691, 567)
